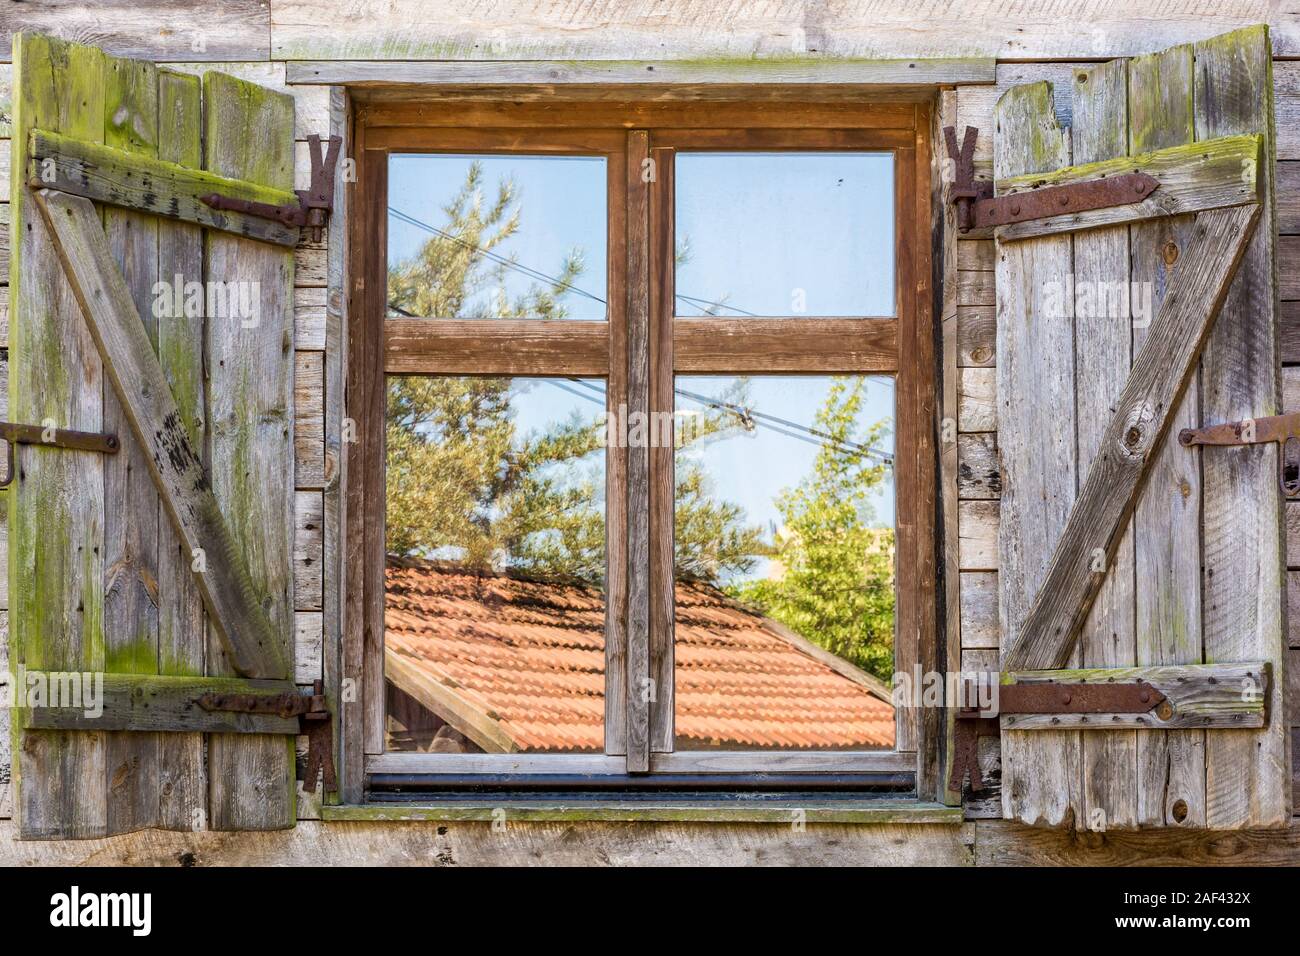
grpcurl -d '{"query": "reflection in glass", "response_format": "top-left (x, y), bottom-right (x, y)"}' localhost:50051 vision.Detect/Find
top-left (384, 376), bottom-right (607, 753)
top-left (387, 154), bottom-right (608, 320)
top-left (672, 375), bottom-right (897, 750)
top-left (674, 152), bottom-right (894, 318)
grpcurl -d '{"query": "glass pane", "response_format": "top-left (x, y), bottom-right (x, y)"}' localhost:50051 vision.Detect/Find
top-left (674, 152), bottom-right (894, 317)
top-left (673, 375), bottom-right (896, 750)
top-left (384, 376), bottom-right (608, 754)
top-left (387, 154), bottom-right (607, 320)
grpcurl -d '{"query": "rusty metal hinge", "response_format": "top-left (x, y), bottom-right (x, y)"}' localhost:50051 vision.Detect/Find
top-left (943, 125), bottom-right (1160, 232)
top-left (200, 134), bottom-right (342, 243)
top-left (1180, 412), bottom-right (1300, 498)
top-left (0, 421), bottom-right (121, 488)
top-left (949, 678), bottom-right (1167, 794)
top-left (199, 679), bottom-right (337, 793)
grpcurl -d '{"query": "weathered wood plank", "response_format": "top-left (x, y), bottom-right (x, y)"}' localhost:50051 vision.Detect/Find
top-left (993, 134), bottom-right (1262, 241)
top-left (10, 32), bottom-right (109, 840)
top-left (1280, 161), bottom-right (1300, 234)
top-left (202, 70), bottom-right (297, 831)
top-left (29, 129), bottom-right (302, 246)
top-left (0, 818), bottom-right (976, 866)
top-left (957, 367), bottom-right (995, 432)
top-left (295, 611), bottom-right (323, 685)
top-left (294, 285), bottom-right (327, 350)
top-left (1128, 42), bottom-right (1207, 829)
top-left (960, 571), bottom-right (999, 650)
top-left (2, 10), bottom-right (270, 62)
top-left (1196, 25), bottom-right (1291, 830)
top-left (672, 318), bottom-right (897, 373)
top-left (624, 130), bottom-right (651, 770)
top-left (155, 67), bottom-right (207, 833)
top-left (294, 491), bottom-right (323, 612)
top-left (20, 674), bottom-right (301, 734)
top-left (957, 306), bottom-right (995, 367)
top-left (1071, 58), bottom-right (1137, 830)
top-left (999, 662), bottom-right (1270, 730)
top-left (1003, 203), bottom-right (1259, 672)
top-left (267, 3), bottom-right (1300, 60)
top-left (295, 350), bottom-right (325, 488)
top-left (959, 500), bottom-right (999, 571)
top-left (35, 189), bottom-right (290, 681)
top-left (995, 79), bottom-right (1080, 829)
top-left (288, 58), bottom-right (996, 87)
top-left (101, 47), bottom-right (162, 837)
top-left (384, 319), bottom-right (608, 376)
top-left (957, 432), bottom-right (1000, 499)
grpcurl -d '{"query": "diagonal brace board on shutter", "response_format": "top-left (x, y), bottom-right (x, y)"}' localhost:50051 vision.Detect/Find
top-left (32, 187), bottom-right (290, 681)
top-left (1001, 201), bottom-right (1260, 672)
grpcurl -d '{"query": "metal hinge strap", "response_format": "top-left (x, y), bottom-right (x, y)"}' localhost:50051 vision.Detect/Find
top-left (1180, 412), bottom-right (1300, 498)
top-left (948, 678), bottom-right (1166, 794)
top-left (200, 134), bottom-right (342, 243)
top-left (943, 125), bottom-right (1159, 232)
top-left (199, 679), bottom-right (337, 793)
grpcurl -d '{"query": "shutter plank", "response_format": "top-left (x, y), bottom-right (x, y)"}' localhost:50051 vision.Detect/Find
top-left (155, 68), bottom-right (207, 832)
top-left (1195, 26), bottom-right (1292, 829)
top-left (1128, 43), bottom-right (1208, 828)
top-left (203, 71), bottom-right (297, 831)
top-left (11, 33), bottom-right (109, 840)
top-left (994, 80), bottom-right (1081, 828)
top-left (1072, 58), bottom-right (1138, 830)
top-left (101, 52), bottom-right (163, 837)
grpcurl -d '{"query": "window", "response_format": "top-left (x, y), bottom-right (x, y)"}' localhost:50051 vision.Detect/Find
top-left (347, 103), bottom-right (937, 793)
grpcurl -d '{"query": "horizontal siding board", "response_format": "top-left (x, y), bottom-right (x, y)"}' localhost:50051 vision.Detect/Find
top-left (0, 4), bottom-right (271, 61)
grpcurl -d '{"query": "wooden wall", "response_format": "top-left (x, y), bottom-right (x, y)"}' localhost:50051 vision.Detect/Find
top-left (0, 1), bottom-right (1297, 851)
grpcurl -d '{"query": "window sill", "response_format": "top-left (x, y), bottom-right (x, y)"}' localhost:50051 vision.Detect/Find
top-left (319, 800), bottom-right (962, 825)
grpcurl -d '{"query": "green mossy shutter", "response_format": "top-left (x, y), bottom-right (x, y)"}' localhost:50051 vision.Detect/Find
top-left (7, 33), bottom-right (297, 839)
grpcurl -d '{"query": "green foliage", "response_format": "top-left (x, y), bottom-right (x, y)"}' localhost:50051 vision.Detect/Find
top-left (728, 378), bottom-right (896, 682)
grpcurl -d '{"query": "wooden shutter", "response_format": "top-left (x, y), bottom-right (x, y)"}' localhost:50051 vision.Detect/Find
top-left (8, 34), bottom-right (299, 838)
top-left (993, 25), bottom-right (1290, 829)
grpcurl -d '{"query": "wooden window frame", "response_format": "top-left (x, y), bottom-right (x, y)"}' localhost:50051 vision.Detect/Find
top-left (344, 99), bottom-right (938, 797)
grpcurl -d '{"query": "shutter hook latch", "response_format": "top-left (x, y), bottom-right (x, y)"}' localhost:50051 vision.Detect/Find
top-left (0, 421), bottom-right (121, 488)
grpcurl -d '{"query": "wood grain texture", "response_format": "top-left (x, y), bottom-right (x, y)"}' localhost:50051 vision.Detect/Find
top-left (624, 131), bottom-right (650, 771)
top-left (36, 189), bottom-right (290, 681)
top-left (648, 144), bottom-right (674, 754)
top-left (672, 318), bottom-right (897, 373)
top-left (957, 432), bottom-right (1000, 499)
top-left (154, 67), bottom-right (207, 832)
top-left (960, 571), bottom-right (999, 650)
top-left (384, 319), bottom-right (609, 375)
top-left (1002, 203), bottom-right (1258, 672)
top-left (1128, 42), bottom-right (1207, 829)
top-left (266, 2), bottom-right (1300, 60)
top-left (101, 49), bottom-right (162, 837)
top-left (1195, 25), bottom-right (1291, 829)
top-left (20, 674), bottom-right (301, 735)
top-left (289, 58), bottom-right (995, 87)
top-left (202, 70), bottom-right (296, 831)
top-left (1, 5), bottom-right (270, 62)
top-left (995, 79), bottom-right (1081, 828)
top-left (1071, 57), bottom-right (1137, 831)
top-left (10, 33), bottom-right (109, 839)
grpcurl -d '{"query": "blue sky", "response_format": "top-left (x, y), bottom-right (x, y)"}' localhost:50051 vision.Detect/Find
top-left (386, 153), bottom-right (897, 585)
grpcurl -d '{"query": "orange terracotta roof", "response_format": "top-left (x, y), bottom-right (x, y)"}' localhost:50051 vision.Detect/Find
top-left (385, 560), bottom-right (894, 753)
